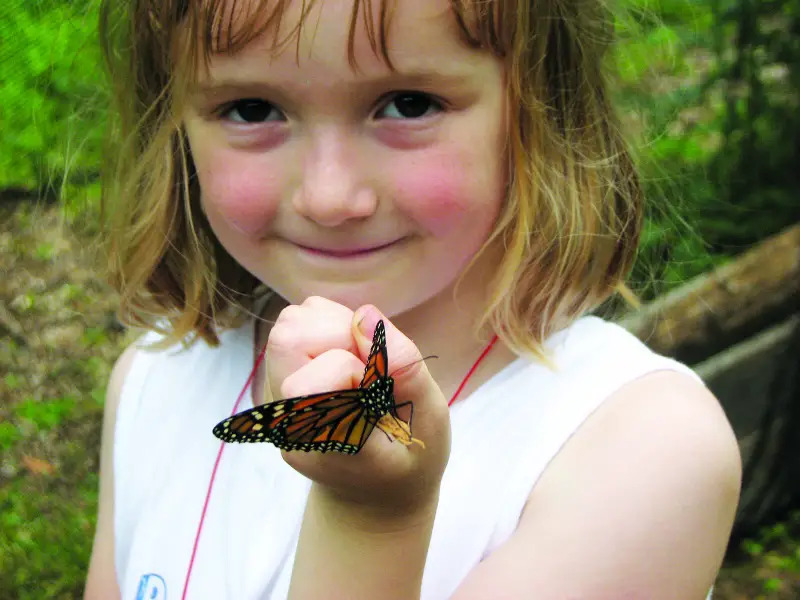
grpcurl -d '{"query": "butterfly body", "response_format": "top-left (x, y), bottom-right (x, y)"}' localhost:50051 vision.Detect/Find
top-left (358, 375), bottom-right (395, 415)
top-left (212, 321), bottom-right (413, 454)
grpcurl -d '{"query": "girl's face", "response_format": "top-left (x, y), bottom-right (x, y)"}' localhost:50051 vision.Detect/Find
top-left (183, 0), bottom-right (507, 319)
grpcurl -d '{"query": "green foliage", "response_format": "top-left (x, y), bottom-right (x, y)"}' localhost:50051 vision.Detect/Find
top-left (15, 396), bottom-right (77, 431)
top-left (734, 511), bottom-right (800, 594)
top-left (0, 422), bottom-right (22, 451)
top-left (4, 373), bottom-right (23, 390)
top-left (0, 475), bottom-right (97, 599)
top-left (81, 327), bottom-right (108, 348)
top-left (0, 0), bottom-right (106, 196)
top-left (14, 292), bottom-right (38, 313)
top-left (34, 242), bottom-right (56, 262)
top-left (613, 0), bottom-right (726, 297)
top-left (613, 0), bottom-right (800, 300)
top-left (702, 0), bottom-right (800, 251)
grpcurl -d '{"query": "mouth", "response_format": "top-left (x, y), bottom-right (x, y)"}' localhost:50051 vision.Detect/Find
top-left (292, 239), bottom-right (401, 258)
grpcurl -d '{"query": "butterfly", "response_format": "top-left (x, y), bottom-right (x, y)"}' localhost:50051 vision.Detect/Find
top-left (212, 320), bottom-right (424, 454)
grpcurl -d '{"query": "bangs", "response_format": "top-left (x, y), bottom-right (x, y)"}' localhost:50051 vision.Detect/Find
top-left (102, 0), bottom-right (639, 351)
top-left (158, 0), bottom-right (508, 81)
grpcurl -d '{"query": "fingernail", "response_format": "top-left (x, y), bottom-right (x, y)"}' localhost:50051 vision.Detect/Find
top-left (356, 305), bottom-right (383, 337)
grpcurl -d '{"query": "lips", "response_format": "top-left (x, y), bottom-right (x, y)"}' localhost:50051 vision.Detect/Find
top-left (292, 239), bottom-right (400, 258)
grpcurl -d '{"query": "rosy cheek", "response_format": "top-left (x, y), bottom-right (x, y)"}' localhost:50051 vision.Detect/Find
top-left (199, 160), bottom-right (283, 237)
top-left (392, 156), bottom-right (479, 237)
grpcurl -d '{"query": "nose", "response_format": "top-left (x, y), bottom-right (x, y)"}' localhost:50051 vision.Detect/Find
top-left (292, 129), bottom-right (377, 227)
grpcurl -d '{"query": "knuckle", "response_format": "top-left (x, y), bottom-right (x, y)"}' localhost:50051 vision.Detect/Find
top-left (303, 295), bottom-right (328, 308)
top-left (276, 304), bottom-right (302, 323)
top-left (268, 322), bottom-right (298, 353)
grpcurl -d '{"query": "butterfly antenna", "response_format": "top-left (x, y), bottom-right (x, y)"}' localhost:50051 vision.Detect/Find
top-left (389, 355), bottom-right (439, 378)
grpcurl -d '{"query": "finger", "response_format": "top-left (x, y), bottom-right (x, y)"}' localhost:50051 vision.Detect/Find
top-left (352, 306), bottom-right (448, 429)
top-left (280, 348), bottom-right (365, 398)
top-left (352, 306), bottom-right (421, 373)
top-left (267, 299), bottom-right (355, 393)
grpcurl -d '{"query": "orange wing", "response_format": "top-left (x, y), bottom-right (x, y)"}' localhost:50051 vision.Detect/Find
top-left (212, 389), bottom-right (376, 454)
top-left (212, 320), bottom-right (392, 454)
top-left (359, 320), bottom-right (388, 388)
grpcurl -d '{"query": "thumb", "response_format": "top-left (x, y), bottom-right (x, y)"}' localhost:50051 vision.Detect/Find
top-left (352, 306), bottom-right (449, 427)
top-left (352, 305), bottom-right (422, 384)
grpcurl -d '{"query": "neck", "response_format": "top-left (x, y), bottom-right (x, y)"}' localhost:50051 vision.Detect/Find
top-left (387, 251), bottom-right (515, 402)
top-left (255, 250), bottom-right (516, 404)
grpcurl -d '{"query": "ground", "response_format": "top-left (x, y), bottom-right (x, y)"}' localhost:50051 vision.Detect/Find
top-left (0, 201), bottom-right (798, 598)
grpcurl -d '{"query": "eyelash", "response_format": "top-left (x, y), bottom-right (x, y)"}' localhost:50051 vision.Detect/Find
top-left (218, 91), bottom-right (444, 124)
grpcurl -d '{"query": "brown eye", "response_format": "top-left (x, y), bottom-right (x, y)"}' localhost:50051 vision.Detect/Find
top-left (224, 99), bottom-right (284, 123)
top-left (378, 92), bottom-right (441, 120)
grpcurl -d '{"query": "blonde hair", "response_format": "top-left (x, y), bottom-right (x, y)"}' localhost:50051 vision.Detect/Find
top-left (99, 0), bottom-right (642, 355)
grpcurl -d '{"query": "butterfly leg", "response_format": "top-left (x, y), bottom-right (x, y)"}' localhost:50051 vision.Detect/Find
top-left (374, 403), bottom-right (425, 449)
top-left (393, 400), bottom-right (415, 433)
top-left (366, 414), bottom-right (396, 443)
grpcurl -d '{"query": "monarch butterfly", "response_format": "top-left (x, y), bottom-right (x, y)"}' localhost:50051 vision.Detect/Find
top-left (212, 320), bottom-right (423, 453)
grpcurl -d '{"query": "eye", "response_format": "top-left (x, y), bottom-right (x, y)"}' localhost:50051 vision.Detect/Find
top-left (377, 92), bottom-right (442, 120)
top-left (222, 99), bottom-right (285, 123)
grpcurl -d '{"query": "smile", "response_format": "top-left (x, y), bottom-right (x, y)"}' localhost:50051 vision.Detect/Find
top-left (291, 239), bottom-right (401, 259)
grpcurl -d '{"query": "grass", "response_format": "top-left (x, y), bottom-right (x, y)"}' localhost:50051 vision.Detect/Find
top-left (0, 202), bottom-right (128, 599)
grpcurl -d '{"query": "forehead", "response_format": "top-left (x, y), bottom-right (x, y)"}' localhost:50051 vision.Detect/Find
top-left (186, 0), bottom-right (479, 78)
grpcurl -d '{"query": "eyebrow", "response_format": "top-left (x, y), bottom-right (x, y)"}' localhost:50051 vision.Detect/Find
top-left (189, 68), bottom-right (477, 99)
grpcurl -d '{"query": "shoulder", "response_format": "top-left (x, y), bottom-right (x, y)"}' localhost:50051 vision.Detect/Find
top-left (546, 317), bottom-right (694, 382)
top-left (453, 368), bottom-right (741, 598)
top-left (108, 342), bottom-right (142, 409)
top-left (544, 368), bottom-right (740, 470)
top-left (450, 369), bottom-right (742, 599)
top-left (101, 339), bottom-right (149, 459)
top-left (84, 341), bottom-right (141, 600)
top-left (525, 369), bottom-right (741, 596)
top-left (111, 324), bottom-right (252, 393)
top-left (534, 369), bottom-right (742, 507)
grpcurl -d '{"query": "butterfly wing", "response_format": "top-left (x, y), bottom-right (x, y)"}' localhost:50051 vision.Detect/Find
top-left (212, 389), bottom-right (377, 454)
top-left (213, 320), bottom-right (392, 454)
top-left (359, 320), bottom-right (388, 388)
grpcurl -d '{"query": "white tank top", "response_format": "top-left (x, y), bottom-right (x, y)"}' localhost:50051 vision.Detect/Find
top-left (113, 316), bottom-right (709, 599)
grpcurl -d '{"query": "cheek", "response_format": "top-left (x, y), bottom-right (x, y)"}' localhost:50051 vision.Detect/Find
top-left (392, 152), bottom-right (499, 237)
top-left (196, 154), bottom-right (283, 237)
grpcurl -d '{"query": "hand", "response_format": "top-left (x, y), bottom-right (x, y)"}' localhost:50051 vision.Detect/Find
top-left (266, 297), bottom-right (451, 520)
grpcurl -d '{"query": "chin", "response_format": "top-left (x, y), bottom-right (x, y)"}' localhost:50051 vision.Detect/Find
top-left (312, 290), bottom-right (407, 317)
top-left (269, 281), bottom-right (420, 319)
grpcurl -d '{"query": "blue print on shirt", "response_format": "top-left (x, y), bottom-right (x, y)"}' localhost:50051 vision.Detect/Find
top-left (136, 573), bottom-right (167, 600)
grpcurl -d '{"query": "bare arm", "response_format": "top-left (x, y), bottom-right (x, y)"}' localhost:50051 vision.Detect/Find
top-left (451, 370), bottom-right (742, 600)
top-left (84, 344), bottom-right (138, 600)
top-left (268, 302), bottom-right (450, 600)
top-left (288, 485), bottom-right (439, 600)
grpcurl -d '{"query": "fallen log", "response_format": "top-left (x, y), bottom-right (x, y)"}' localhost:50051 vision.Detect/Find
top-left (621, 222), bottom-right (800, 364)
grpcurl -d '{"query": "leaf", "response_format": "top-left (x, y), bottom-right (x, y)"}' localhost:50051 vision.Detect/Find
top-left (21, 455), bottom-right (56, 476)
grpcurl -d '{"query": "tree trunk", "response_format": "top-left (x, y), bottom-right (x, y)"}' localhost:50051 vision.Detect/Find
top-left (621, 222), bottom-right (800, 364)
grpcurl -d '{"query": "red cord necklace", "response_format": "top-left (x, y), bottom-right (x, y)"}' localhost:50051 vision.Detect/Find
top-left (182, 330), bottom-right (499, 599)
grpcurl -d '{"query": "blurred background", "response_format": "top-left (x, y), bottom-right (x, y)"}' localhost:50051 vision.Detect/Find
top-left (0, 0), bottom-right (798, 598)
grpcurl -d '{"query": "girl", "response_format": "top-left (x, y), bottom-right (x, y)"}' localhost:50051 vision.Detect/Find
top-left (86, 0), bottom-right (742, 598)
